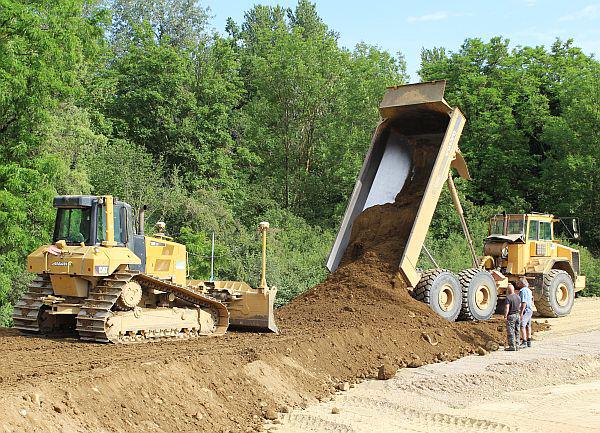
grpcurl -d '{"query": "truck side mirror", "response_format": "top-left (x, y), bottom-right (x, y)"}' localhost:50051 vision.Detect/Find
top-left (557, 217), bottom-right (580, 240)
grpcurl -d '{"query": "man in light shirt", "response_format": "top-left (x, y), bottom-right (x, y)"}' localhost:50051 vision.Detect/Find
top-left (517, 277), bottom-right (534, 348)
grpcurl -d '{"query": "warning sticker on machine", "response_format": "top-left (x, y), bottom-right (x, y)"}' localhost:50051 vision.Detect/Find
top-left (175, 261), bottom-right (186, 270)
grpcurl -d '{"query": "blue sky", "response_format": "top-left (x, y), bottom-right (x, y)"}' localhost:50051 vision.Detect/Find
top-left (203, 0), bottom-right (600, 80)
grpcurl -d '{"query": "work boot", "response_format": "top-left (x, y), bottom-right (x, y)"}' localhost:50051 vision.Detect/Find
top-left (520, 342), bottom-right (528, 349)
top-left (527, 339), bottom-right (532, 348)
top-left (504, 346), bottom-right (516, 351)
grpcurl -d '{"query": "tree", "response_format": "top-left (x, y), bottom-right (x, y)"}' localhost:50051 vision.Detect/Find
top-left (539, 61), bottom-right (600, 251)
top-left (235, 5), bottom-right (406, 226)
top-left (0, 0), bottom-right (106, 325)
top-left (110, 0), bottom-right (209, 52)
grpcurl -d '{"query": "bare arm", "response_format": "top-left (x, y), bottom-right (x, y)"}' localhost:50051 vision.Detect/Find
top-left (504, 302), bottom-right (509, 319)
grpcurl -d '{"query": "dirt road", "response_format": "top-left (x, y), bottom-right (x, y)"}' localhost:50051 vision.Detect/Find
top-left (275, 297), bottom-right (600, 433)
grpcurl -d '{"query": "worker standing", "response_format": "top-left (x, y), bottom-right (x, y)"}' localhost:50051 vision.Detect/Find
top-left (518, 277), bottom-right (534, 348)
top-left (504, 284), bottom-right (521, 351)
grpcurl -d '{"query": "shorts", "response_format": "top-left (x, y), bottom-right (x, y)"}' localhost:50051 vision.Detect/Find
top-left (521, 309), bottom-right (533, 328)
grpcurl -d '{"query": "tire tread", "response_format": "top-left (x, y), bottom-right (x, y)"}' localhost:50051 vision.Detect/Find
top-left (535, 269), bottom-right (573, 318)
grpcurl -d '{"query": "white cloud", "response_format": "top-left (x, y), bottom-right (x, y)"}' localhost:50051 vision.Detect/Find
top-left (406, 12), bottom-right (449, 23)
top-left (406, 11), bottom-right (471, 23)
top-left (559, 3), bottom-right (600, 21)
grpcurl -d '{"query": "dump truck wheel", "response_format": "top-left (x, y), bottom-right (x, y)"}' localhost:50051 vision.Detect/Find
top-left (458, 268), bottom-right (498, 321)
top-left (413, 269), bottom-right (461, 322)
top-left (535, 269), bottom-right (574, 318)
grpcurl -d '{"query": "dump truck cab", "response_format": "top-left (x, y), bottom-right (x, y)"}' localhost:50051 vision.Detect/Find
top-left (483, 213), bottom-right (585, 317)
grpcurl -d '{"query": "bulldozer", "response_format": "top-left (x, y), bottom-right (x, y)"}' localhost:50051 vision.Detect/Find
top-left (12, 195), bottom-right (278, 343)
top-left (327, 80), bottom-right (585, 321)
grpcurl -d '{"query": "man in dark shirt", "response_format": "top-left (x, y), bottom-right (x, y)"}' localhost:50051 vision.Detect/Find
top-left (504, 284), bottom-right (521, 351)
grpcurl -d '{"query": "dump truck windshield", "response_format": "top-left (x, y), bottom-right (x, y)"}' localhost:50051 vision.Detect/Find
top-left (489, 216), bottom-right (524, 236)
top-left (54, 208), bottom-right (94, 245)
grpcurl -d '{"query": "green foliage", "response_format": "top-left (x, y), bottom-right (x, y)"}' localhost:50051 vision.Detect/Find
top-left (419, 36), bottom-right (600, 295)
top-left (236, 5), bottom-right (406, 225)
top-left (0, 158), bottom-right (64, 323)
top-left (110, 0), bottom-right (209, 51)
top-left (82, 138), bottom-right (165, 212)
top-left (254, 208), bottom-right (334, 306)
top-left (579, 246), bottom-right (600, 296)
top-left (539, 60), bottom-right (600, 251)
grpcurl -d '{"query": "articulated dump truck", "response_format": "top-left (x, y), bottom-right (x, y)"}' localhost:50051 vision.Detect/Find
top-left (328, 80), bottom-right (585, 321)
top-left (13, 196), bottom-right (277, 343)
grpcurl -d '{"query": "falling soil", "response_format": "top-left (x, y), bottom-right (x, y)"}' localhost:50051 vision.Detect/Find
top-left (0, 173), bottom-right (549, 432)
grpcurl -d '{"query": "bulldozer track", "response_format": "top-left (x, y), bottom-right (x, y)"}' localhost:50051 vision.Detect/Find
top-left (12, 274), bottom-right (54, 332)
top-left (76, 270), bottom-right (134, 343)
top-left (76, 270), bottom-right (229, 344)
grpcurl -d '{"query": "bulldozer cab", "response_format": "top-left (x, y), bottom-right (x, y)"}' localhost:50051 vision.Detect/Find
top-left (53, 196), bottom-right (135, 248)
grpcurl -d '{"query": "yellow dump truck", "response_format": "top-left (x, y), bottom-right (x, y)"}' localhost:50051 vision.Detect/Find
top-left (328, 80), bottom-right (585, 321)
top-left (13, 195), bottom-right (277, 343)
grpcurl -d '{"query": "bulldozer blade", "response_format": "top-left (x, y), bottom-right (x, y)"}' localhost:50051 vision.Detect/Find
top-left (209, 281), bottom-right (278, 333)
top-left (326, 80), bottom-right (468, 288)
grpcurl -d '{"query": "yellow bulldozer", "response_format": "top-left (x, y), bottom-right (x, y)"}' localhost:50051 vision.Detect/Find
top-left (12, 195), bottom-right (278, 343)
top-left (328, 80), bottom-right (585, 322)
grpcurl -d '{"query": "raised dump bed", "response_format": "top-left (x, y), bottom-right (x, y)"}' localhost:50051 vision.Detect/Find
top-left (327, 80), bottom-right (468, 288)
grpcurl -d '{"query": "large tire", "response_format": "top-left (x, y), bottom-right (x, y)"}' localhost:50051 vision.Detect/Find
top-left (458, 268), bottom-right (498, 321)
top-left (413, 269), bottom-right (462, 322)
top-left (535, 269), bottom-right (575, 318)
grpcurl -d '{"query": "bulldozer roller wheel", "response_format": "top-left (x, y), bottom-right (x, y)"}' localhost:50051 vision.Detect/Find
top-left (413, 269), bottom-right (461, 322)
top-left (457, 268), bottom-right (498, 321)
top-left (535, 269), bottom-right (574, 318)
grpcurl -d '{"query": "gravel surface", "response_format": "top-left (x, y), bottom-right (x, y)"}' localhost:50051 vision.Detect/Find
top-left (275, 297), bottom-right (600, 433)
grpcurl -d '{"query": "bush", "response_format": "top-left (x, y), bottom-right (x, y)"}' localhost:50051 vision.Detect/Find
top-left (579, 246), bottom-right (600, 296)
top-left (248, 207), bottom-right (334, 306)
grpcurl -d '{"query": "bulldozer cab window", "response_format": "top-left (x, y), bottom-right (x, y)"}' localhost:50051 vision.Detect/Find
top-left (540, 221), bottom-right (553, 241)
top-left (54, 208), bottom-right (93, 245)
top-left (528, 220), bottom-right (539, 241)
top-left (490, 218), bottom-right (504, 235)
top-left (113, 204), bottom-right (127, 245)
top-left (96, 205), bottom-right (106, 244)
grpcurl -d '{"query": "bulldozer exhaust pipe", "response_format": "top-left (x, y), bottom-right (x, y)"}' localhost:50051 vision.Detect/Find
top-left (139, 205), bottom-right (147, 236)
